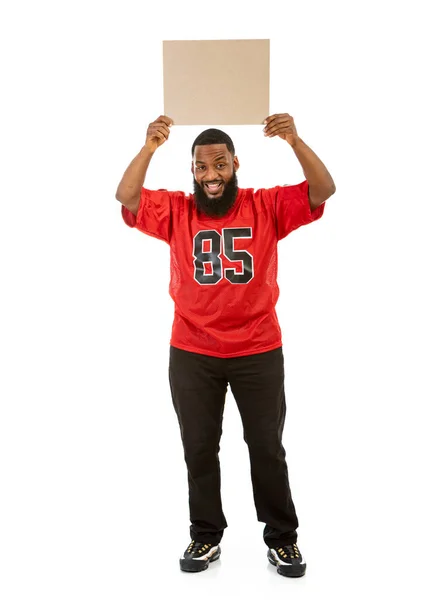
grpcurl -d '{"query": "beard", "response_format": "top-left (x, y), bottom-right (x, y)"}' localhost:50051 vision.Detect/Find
top-left (193, 170), bottom-right (238, 217)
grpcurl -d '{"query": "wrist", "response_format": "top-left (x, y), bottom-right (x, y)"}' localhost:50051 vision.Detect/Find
top-left (289, 136), bottom-right (303, 149)
top-left (141, 143), bottom-right (157, 156)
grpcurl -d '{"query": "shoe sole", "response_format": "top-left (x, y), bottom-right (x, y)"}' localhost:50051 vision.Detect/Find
top-left (180, 548), bottom-right (221, 573)
top-left (267, 551), bottom-right (306, 578)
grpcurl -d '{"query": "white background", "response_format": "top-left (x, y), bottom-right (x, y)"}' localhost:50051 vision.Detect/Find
top-left (1, 0), bottom-right (427, 598)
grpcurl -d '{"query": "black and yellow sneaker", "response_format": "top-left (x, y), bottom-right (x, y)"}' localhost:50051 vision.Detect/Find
top-left (179, 540), bottom-right (221, 572)
top-left (267, 542), bottom-right (306, 577)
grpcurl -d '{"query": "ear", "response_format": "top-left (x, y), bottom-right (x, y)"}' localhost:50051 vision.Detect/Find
top-left (191, 161), bottom-right (194, 175)
top-left (233, 155), bottom-right (240, 171)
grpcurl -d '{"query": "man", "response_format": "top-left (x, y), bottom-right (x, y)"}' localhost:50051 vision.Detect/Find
top-left (115, 114), bottom-right (336, 577)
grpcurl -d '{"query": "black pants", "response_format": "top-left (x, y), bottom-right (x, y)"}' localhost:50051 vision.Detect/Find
top-left (168, 345), bottom-right (299, 548)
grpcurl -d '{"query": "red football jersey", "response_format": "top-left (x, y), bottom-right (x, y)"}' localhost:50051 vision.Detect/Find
top-left (121, 180), bottom-right (325, 358)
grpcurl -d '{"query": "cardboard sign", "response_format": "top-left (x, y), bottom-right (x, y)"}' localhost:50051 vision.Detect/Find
top-left (163, 39), bottom-right (270, 125)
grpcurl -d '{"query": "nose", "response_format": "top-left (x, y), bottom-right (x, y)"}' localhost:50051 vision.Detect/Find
top-left (204, 167), bottom-right (220, 182)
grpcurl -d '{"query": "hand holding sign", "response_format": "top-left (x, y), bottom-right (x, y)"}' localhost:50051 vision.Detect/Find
top-left (263, 113), bottom-right (299, 147)
top-left (145, 115), bottom-right (174, 152)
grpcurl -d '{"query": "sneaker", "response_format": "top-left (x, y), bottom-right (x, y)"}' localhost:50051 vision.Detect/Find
top-left (179, 540), bottom-right (221, 572)
top-left (267, 542), bottom-right (306, 577)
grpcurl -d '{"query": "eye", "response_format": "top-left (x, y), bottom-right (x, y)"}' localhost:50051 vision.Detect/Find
top-left (196, 166), bottom-right (205, 171)
top-left (216, 164), bottom-right (225, 169)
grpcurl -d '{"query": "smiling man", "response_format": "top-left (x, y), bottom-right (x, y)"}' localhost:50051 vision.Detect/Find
top-left (191, 131), bottom-right (239, 217)
top-left (115, 114), bottom-right (336, 577)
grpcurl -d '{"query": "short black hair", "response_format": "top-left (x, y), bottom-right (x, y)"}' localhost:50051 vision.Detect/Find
top-left (191, 128), bottom-right (235, 156)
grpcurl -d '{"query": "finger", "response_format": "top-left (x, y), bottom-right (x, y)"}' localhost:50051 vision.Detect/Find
top-left (263, 119), bottom-right (291, 135)
top-left (265, 115), bottom-right (293, 131)
top-left (265, 127), bottom-right (296, 137)
top-left (151, 130), bottom-right (167, 142)
top-left (263, 113), bottom-right (290, 126)
top-left (263, 114), bottom-right (278, 125)
top-left (264, 120), bottom-right (293, 136)
top-left (148, 125), bottom-right (170, 141)
top-left (149, 123), bottom-right (171, 138)
top-left (148, 125), bottom-right (169, 139)
top-left (264, 120), bottom-right (293, 133)
top-left (155, 115), bottom-right (174, 127)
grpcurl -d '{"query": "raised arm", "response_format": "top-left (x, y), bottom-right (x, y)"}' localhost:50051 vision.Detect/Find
top-left (115, 115), bottom-right (174, 216)
top-left (263, 113), bottom-right (336, 210)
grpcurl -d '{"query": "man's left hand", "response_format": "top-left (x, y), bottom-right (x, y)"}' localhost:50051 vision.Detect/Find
top-left (263, 113), bottom-right (299, 147)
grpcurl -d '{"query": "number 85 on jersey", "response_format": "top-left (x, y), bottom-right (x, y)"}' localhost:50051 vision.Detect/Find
top-left (193, 227), bottom-right (254, 286)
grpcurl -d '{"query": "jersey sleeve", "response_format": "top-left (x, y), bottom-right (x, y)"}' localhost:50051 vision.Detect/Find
top-left (270, 180), bottom-right (325, 241)
top-left (121, 187), bottom-right (173, 244)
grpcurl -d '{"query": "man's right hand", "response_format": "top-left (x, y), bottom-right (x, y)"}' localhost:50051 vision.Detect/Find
top-left (145, 115), bottom-right (174, 152)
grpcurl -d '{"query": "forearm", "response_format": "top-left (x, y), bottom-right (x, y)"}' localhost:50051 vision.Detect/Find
top-left (291, 138), bottom-right (336, 206)
top-left (115, 145), bottom-right (156, 209)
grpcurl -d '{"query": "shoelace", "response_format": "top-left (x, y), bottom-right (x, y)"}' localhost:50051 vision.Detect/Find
top-left (275, 543), bottom-right (300, 559)
top-left (186, 540), bottom-right (213, 555)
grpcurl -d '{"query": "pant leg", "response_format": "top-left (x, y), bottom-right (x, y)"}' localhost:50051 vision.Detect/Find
top-left (226, 347), bottom-right (299, 548)
top-left (168, 346), bottom-right (228, 544)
